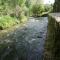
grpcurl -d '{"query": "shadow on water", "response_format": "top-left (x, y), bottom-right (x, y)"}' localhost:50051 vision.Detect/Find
top-left (0, 17), bottom-right (48, 60)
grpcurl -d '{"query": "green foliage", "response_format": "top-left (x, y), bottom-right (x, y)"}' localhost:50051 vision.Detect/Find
top-left (0, 16), bottom-right (19, 29)
top-left (0, 0), bottom-right (29, 30)
top-left (31, 4), bottom-right (44, 16)
top-left (18, 0), bottom-right (26, 6)
top-left (0, 0), bottom-right (28, 17)
top-left (44, 4), bottom-right (53, 12)
top-left (25, 0), bottom-right (31, 8)
top-left (0, 0), bottom-right (48, 29)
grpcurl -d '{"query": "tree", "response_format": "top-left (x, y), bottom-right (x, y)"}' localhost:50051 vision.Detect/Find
top-left (0, 0), bottom-right (27, 18)
top-left (53, 0), bottom-right (60, 12)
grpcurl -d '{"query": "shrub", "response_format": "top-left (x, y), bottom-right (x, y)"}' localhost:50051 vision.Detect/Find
top-left (0, 15), bottom-right (19, 30)
top-left (31, 4), bottom-right (44, 17)
top-left (44, 4), bottom-right (53, 12)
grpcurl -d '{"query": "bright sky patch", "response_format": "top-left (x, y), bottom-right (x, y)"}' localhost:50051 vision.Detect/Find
top-left (44, 0), bottom-right (55, 4)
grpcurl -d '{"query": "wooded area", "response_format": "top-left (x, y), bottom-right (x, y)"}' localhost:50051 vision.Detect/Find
top-left (0, 0), bottom-right (53, 30)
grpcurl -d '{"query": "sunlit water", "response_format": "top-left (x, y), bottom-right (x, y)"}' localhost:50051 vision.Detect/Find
top-left (0, 17), bottom-right (48, 60)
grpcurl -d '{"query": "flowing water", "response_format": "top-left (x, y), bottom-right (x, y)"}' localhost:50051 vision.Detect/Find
top-left (0, 17), bottom-right (48, 60)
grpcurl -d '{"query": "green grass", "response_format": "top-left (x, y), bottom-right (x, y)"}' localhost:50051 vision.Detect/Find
top-left (0, 15), bottom-right (20, 30)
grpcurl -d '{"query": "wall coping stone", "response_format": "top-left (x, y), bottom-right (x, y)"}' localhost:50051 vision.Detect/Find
top-left (49, 13), bottom-right (60, 23)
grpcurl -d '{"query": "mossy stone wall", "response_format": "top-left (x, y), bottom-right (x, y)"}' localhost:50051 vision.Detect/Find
top-left (44, 13), bottom-right (60, 60)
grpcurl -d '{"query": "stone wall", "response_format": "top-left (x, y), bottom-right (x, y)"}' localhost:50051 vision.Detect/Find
top-left (44, 13), bottom-right (60, 60)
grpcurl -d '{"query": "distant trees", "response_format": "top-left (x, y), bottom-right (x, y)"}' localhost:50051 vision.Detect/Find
top-left (0, 0), bottom-right (54, 29)
top-left (0, 0), bottom-right (53, 17)
top-left (31, 4), bottom-right (44, 16)
top-left (44, 4), bottom-right (53, 12)
top-left (0, 0), bottom-right (28, 19)
top-left (28, 0), bottom-right (45, 16)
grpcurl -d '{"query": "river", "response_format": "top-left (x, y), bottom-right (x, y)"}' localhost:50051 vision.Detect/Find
top-left (0, 17), bottom-right (48, 60)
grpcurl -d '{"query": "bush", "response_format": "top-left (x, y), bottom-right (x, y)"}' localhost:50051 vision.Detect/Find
top-left (44, 4), bottom-right (53, 12)
top-left (0, 15), bottom-right (19, 30)
top-left (20, 15), bottom-right (27, 23)
top-left (31, 4), bottom-right (44, 17)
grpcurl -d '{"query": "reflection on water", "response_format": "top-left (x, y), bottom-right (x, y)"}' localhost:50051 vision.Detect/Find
top-left (0, 17), bottom-right (48, 60)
